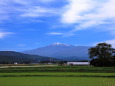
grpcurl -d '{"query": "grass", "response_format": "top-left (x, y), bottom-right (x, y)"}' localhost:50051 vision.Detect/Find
top-left (0, 65), bottom-right (115, 73)
top-left (0, 65), bottom-right (115, 86)
top-left (0, 72), bottom-right (115, 77)
top-left (0, 77), bottom-right (115, 86)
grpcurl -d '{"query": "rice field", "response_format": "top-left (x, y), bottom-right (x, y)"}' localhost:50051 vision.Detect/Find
top-left (0, 65), bottom-right (115, 73)
top-left (0, 65), bottom-right (115, 86)
top-left (0, 72), bottom-right (115, 77)
top-left (0, 76), bottom-right (115, 86)
top-left (0, 72), bottom-right (115, 86)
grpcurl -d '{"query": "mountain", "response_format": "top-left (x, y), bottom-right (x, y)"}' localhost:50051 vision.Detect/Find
top-left (22, 42), bottom-right (91, 61)
top-left (0, 51), bottom-right (60, 64)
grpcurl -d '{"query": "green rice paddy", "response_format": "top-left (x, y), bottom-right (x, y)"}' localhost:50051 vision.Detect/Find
top-left (0, 72), bottom-right (115, 77)
top-left (0, 77), bottom-right (115, 86)
top-left (0, 65), bottom-right (115, 86)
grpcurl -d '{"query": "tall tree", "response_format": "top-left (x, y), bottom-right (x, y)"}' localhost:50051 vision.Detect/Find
top-left (89, 43), bottom-right (115, 66)
top-left (89, 43), bottom-right (114, 59)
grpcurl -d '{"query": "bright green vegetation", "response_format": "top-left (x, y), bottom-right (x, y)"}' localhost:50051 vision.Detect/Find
top-left (0, 72), bottom-right (115, 77)
top-left (0, 66), bottom-right (115, 86)
top-left (0, 77), bottom-right (115, 86)
top-left (0, 65), bottom-right (115, 73)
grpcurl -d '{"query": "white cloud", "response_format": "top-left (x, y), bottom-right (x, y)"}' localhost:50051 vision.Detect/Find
top-left (21, 7), bottom-right (48, 17)
top-left (105, 39), bottom-right (115, 48)
top-left (0, 0), bottom-right (115, 37)
top-left (21, 6), bottom-right (57, 18)
top-left (61, 0), bottom-right (115, 34)
top-left (16, 0), bottom-right (55, 3)
top-left (61, 0), bottom-right (95, 23)
top-left (38, 0), bottom-right (55, 3)
top-left (47, 32), bottom-right (75, 37)
top-left (0, 32), bottom-right (14, 38)
top-left (48, 32), bottom-right (64, 35)
top-left (0, 0), bottom-right (58, 22)
top-left (93, 39), bottom-right (115, 48)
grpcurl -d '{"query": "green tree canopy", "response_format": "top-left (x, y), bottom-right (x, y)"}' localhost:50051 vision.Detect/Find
top-left (89, 43), bottom-right (115, 66)
top-left (89, 43), bottom-right (114, 59)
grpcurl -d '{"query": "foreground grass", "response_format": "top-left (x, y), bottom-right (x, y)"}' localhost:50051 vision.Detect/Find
top-left (0, 65), bottom-right (115, 86)
top-left (0, 77), bottom-right (115, 86)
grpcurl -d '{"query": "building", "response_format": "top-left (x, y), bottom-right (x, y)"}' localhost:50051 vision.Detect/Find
top-left (67, 62), bottom-right (90, 65)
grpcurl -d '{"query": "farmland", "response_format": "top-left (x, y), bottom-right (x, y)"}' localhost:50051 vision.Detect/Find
top-left (0, 65), bottom-right (115, 73)
top-left (0, 65), bottom-right (115, 86)
top-left (0, 77), bottom-right (115, 86)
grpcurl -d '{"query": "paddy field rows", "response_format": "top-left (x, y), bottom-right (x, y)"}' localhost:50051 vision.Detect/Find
top-left (0, 65), bottom-right (115, 86)
top-left (0, 77), bottom-right (115, 86)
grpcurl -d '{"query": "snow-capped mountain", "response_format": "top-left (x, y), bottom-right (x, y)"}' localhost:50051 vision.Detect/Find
top-left (22, 43), bottom-right (91, 61)
top-left (51, 42), bottom-right (71, 46)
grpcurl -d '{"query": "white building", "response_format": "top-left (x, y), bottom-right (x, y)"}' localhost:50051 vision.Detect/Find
top-left (67, 62), bottom-right (90, 65)
top-left (14, 62), bottom-right (18, 64)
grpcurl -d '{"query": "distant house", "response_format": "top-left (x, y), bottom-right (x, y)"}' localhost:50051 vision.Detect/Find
top-left (67, 62), bottom-right (90, 65)
top-left (14, 62), bottom-right (18, 64)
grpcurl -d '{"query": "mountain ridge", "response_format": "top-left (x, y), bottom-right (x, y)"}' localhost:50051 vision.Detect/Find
top-left (0, 51), bottom-right (61, 64)
top-left (22, 43), bottom-right (91, 61)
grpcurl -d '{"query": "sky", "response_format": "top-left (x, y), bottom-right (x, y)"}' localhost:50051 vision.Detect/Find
top-left (0, 0), bottom-right (115, 51)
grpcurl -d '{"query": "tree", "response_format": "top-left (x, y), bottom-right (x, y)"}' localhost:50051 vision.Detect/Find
top-left (58, 61), bottom-right (67, 66)
top-left (89, 43), bottom-right (115, 66)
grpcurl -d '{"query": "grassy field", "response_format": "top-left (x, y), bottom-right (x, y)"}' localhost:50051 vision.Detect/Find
top-left (0, 65), bottom-right (115, 73)
top-left (0, 72), bottom-right (115, 77)
top-left (0, 65), bottom-right (115, 86)
top-left (0, 77), bottom-right (115, 86)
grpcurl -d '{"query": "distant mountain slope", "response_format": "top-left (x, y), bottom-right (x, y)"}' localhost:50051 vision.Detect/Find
top-left (22, 43), bottom-right (91, 61)
top-left (0, 51), bottom-right (60, 64)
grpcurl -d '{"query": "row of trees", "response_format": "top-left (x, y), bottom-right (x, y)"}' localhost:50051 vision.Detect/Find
top-left (89, 43), bottom-right (115, 67)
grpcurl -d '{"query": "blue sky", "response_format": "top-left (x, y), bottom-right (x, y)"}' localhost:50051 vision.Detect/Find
top-left (0, 0), bottom-right (115, 51)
